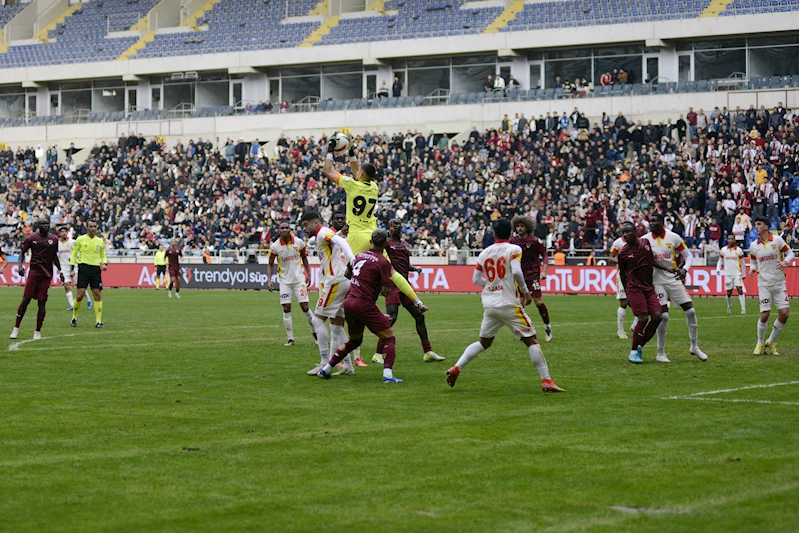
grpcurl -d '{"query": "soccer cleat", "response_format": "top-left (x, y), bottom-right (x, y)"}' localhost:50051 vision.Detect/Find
top-left (628, 352), bottom-right (644, 364)
top-left (727, 306), bottom-right (732, 314)
top-left (318, 368), bottom-right (332, 380)
top-left (333, 368), bottom-right (356, 376)
top-left (544, 325), bottom-right (553, 342)
top-left (70, 318), bottom-right (77, 328)
top-left (753, 343), bottom-right (765, 355)
top-left (741, 309), bottom-right (746, 315)
top-left (372, 353), bottom-right (384, 364)
top-left (382, 376), bottom-right (404, 383)
top-left (446, 366), bottom-right (460, 387)
top-left (95, 322), bottom-right (105, 329)
top-left (307, 363), bottom-right (324, 376)
top-left (765, 342), bottom-right (779, 356)
top-left (10, 327), bottom-right (19, 339)
top-left (66, 306), bottom-right (73, 311)
top-left (353, 357), bottom-right (368, 367)
top-left (541, 379), bottom-right (565, 393)
top-left (656, 354), bottom-right (672, 363)
top-left (424, 351), bottom-right (445, 362)
top-left (176, 293), bottom-right (181, 299)
top-left (87, 300), bottom-right (93, 310)
top-left (284, 339), bottom-right (295, 347)
top-left (168, 292), bottom-right (172, 299)
top-left (617, 330), bottom-right (628, 339)
top-left (32, 331), bottom-right (41, 341)
top-left (691, 347), bottom-right (708, 361)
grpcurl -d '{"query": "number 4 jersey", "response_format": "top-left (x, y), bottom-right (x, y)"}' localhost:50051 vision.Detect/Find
top-left (475, 241), bottom-right (524, 308)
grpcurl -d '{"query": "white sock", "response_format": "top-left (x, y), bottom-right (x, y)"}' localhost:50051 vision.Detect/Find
top-left (528, 344), bottom-right (551, 380)
top-left (383, 368), bottom-right (393, 379)
top-left (353, 347), bottom-right (361, 361)
top-left (303, 309), bottom-right (314, 326)
top-left (86, 294), bottom-right (91, 304)
top-left (617, 307), bottom-right (626, 331)
top-left (767, 319), bottom-right (786, 345)
top-left (283, 312), bottom-right (294, 341)
top-left (66, 291), bottom-right (74, 307)
top-left (739, 294), bottom-right (746, 311)
top-left (631, 316), bottom-right (639, 330)
top-left (330, 324), bottom-right (352, 370)
top-left (657, 312), bottom-right (670, 355)
top-left (685, 308), bottom-right (699, 351)
top-left (455, 341), bottom-right (485, 369)
top-left (726, 295), bottom-right (732, 308)
top-left (312, 316), bottom-right (329, 364)
top-left (757, 319), bottom-right (768, 344)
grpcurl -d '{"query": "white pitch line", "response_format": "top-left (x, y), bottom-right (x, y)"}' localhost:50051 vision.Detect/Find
top-left (682, 381), bottom-right (799, 397)
top-left (9, 333), bottom-right (78, 352)
top-left (10, 336), bottom-right (284, 352)
top-left (666, 397), bottom-right (799, 406)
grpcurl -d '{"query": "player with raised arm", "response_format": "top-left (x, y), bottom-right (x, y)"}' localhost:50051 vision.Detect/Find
top-left (154, 243), bottom-right (167, 290)
top-left (165, 239), bottom-right (182, 298)
top-left (70, 220), bottom-right (107, 328)
top-left (642, 214), bottom-right (708, 362)
top-left (301, 211), bottom-right (357, 376)
top-left (58, 227), bottom-right (91, 311)
top-left (616, 222), bottom-right (665, 363)
top-left (446, 218), bottom-right (564, 392)
top-left (267, 222), bottom-right (316, 347)
top-left (609, 231), bottom-right (639, 339)
top-left (323, 134), bottom-right (428, 314)
top-left (749, 216), bottom-right (793, 355)
top-left (510, 215), bottom-right (552, 342)
top-left (372, 219), bottom-right (444, 364)
top-left (717, 234), bottom-right (747, 314)
top-left (10, 218), bottom-right (63, 340)
top-left (318, 229), bottom-right (405, 383)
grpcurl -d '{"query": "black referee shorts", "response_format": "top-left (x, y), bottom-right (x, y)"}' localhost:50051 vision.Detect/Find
top-left (156, 265), bottom-right (167, 277)
top-left (77, 264), bottom-right (103, 290)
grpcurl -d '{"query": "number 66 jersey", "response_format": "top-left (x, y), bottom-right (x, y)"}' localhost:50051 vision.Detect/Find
top-left (475, 241), bottom-right (525, 308)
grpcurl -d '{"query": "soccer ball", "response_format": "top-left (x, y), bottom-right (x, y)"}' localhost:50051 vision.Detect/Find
top-left (330, 132), bottom-right (350, 154)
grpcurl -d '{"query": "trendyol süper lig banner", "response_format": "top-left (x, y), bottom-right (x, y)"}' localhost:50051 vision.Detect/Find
top-left (0, 265), bottom-right (796, 297)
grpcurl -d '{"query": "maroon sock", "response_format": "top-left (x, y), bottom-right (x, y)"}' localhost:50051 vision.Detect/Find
top-left (421, 339), bottom-right (432, 353)
top-left (537, 303), bottom-right (550, 325)
top-left (15, 304), bottom-right (26, 328)
top-left (383, 336), bottom-right (396, 369)
top-left (632, 319), bottom-right (646, 350)
top-left (376, 339), bottom-right (385, 355)
top-left (36, 309), bottom-right (46, 332)
top-left (329, 340), bottom-right (360, 367)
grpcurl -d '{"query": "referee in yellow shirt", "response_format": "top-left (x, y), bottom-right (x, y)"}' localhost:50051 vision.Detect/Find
top-left (70, 221), bottom-right (108, 328)
top-left (154, 244), bottom-right (167, 290)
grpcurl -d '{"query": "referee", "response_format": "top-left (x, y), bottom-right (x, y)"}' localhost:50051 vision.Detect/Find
top-left (154, 243), bottom-right (167, 290)
top-left (70, 221), bottom-right (108, 328)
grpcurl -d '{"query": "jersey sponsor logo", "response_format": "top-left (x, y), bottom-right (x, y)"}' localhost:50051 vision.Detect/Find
top-left (760, 298), bottom-right (770, 305)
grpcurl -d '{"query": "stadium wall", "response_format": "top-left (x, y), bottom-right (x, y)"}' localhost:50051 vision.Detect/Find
top-left (1, 89), bottom-right (798, 149)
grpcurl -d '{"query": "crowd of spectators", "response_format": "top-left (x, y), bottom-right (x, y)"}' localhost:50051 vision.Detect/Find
top-left (0, 102), bottom-right (798, 260)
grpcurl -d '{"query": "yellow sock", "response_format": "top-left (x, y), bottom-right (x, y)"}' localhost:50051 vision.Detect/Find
top-left (390, 271), bottom-right (418, 301)
top-left (94, 301), bottom-right (103, 324)
top-left (72, 300), bottom-right (82, 319)
top-left (155, 278), bottom-right (160, 289)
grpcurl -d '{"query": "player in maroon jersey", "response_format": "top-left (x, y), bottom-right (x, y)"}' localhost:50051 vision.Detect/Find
top-left (318, 229), bottom-right (404, 383)
top-left (510, 215), bottom-right (552, 341)
top-left (10, 218), bottom-right (64, 340)
top-left (372, 219), bottom-right (444, 365)
top-left (616, 222), bottom-right (669, 364)
top-left (165, 239), bottom-right (183, 299)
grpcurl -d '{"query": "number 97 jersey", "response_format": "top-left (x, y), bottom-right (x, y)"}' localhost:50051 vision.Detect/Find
top-left (475, 242), bottom-right (525, 309)
top-left (340, 175), bottom-right (379, 234)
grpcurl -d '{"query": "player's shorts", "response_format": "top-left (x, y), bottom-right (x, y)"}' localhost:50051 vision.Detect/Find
top-left (724, 274), bottom-right (743, 291)
top-left (385, 285), bottom-right (412, 306)
top-left (61, 269), bottom-right (73, 285)
top-left (525, 277), bottom-right (542, 299)
top-left (77, 264), bottom-right (103, 290)
top-left (616, 276), bottom-right (627, 300)
top-left (168, 267), bottom-right (181, 279)
top-left (315, 279), bottom-right (350, 319)
top-left (156, 265), bottom-right (167, 277)
top-left (23, 273), bottom-right (51, 301)
top-left (280, 282), bottom-right (309, 305)
top-left (479, 305), bottom-right (536, 339)
top-left (758, 283), bottom-right (790, 313)
top-left (347, 231), bottom-right (372, 256)
top-left (625, 286), bottom-right (661, 316)
top-left (654, 277), bottom-right (691, 307)
top-left (343, 297), bottom-right (391, 336)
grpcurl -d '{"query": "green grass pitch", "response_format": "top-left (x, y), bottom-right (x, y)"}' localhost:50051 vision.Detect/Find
top-left (1, 288), bottom-right (797, 532)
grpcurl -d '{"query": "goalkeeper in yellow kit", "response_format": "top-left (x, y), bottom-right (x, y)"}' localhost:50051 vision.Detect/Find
top-left (323, 135), bottom-right (428, 314)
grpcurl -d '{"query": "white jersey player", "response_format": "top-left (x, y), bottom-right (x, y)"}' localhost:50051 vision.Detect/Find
top-left (642, 215), bottom-right (707, 362)
top-left (748, 216), bottom-right (794, 356)
top-left (57, 227), bottom-right (90, 311)
top-left (716, 234), bottom-right (746, 314)
top-left (300, 212), bottom-right (355, 376)
top-left (609, 235), bottom-right (639, 339)
top-left (446, 218), bottom-right (564, 392)
top-left (267, 222), bottom-right (315, 347)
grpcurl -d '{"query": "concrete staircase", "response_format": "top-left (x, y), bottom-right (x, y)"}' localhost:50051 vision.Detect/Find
top-left (117, 29), bottom-right (156, 60)
top-left (35, 2), bottom-right (82, 43)
top-left (299, 15), bottom-right (340, 47)
top-left (483, 0), bottom-right (524, 34)
top-left (699, 0), bottom-right (730, 17)
top-left (308, 0), bottom-right (330, 17)
top-left (366, 0), bottom-right (389, 12)
top-left (181, 0), bottom-right (222, 29)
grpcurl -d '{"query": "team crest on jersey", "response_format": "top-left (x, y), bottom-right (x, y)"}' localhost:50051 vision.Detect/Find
top-left (771, 244), bottom-right (776, 249)
top-left (666, 243), bottom-right (672, 248)
top-left (48, 240), bottom-right (53, 245)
